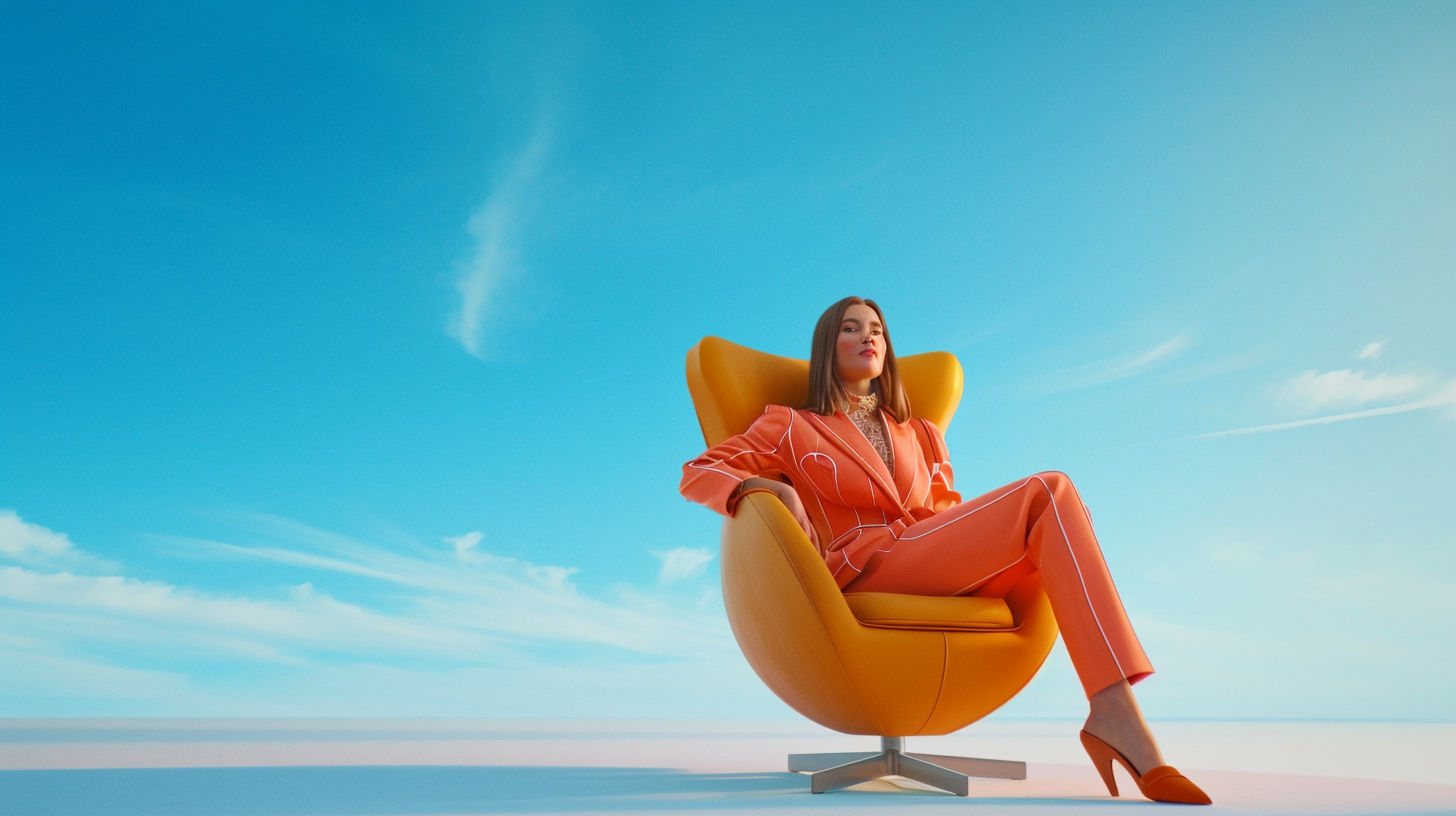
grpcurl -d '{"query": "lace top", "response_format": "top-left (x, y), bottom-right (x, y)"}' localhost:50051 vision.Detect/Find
top-left (845, 392), bottom-right (893, 471)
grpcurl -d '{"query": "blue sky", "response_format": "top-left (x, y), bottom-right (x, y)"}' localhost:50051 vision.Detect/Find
top-left (2, 1), bottom-right (1452, 720)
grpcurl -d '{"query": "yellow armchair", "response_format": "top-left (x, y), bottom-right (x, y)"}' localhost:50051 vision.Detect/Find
top-left (686, 336), bottom-right (1060, 795)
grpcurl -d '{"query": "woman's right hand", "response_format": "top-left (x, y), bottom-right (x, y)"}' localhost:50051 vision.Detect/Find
top-left (737, 477), bottom-right (818, 547)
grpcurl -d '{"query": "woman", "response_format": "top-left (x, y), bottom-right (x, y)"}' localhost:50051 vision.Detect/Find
top-left (680, 296), bottom-right (1210, 805)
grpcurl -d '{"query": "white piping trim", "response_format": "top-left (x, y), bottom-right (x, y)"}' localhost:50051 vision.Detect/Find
top-left (896, 478), bottom-right (1032, 540)
top-left (829, 522), bottom-right (892, 546)
top-left (1030, 474), bottom-right (1125, 680)
top-left (816, 418), bottom-right (907, 518)
top-left (687, 463), bottom-right (750, 482)
top-left (800, 451), bottom-right (849, 506)
top-left (788, 426), bottom-right (833, 553)
top-left (893, 474), bottom-right (1127, 679)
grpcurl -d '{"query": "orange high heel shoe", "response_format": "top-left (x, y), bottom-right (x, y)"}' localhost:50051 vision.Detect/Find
top-left (1079, 730), bottom-right (1212, 805)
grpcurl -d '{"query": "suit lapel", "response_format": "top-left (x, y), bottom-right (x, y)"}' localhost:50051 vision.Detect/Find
top-left (886, 417), bottom-right (918, 499)
top-left (803, 411), bottom-right (912, 520)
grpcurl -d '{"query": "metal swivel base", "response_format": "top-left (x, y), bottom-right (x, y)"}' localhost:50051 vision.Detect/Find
top-left (789, 737), bottom-right (1026, 796)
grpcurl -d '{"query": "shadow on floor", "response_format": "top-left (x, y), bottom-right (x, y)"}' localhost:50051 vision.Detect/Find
top-left (0, 766), bottom-right (1136, 815)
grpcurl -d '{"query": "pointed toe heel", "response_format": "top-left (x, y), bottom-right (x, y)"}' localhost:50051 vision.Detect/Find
top-left (1079, 730), bottom-right (1211, 805)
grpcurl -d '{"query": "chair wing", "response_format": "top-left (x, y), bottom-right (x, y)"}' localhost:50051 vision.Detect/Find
top-left (898, 351), bottom-right (964, 434)
top-left (687, 336), bottom-right (964, 447)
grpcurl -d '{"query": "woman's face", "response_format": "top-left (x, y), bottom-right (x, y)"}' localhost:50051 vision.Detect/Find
top-left (835, 303), bottom-right (886, 384)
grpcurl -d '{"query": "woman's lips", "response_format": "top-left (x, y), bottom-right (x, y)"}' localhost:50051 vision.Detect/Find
top-left (859, 349), bottom-right (877, 357)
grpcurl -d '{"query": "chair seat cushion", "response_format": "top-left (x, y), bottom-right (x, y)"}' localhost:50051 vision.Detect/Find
top-left (842, 592), bottom-right (1017, 631)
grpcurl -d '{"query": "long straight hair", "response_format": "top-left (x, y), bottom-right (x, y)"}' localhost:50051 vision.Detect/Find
top-left (807, 296), bottom-right (910, 422)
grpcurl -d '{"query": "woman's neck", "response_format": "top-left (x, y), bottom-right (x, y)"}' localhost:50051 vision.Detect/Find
top-left (843, 379), bottom-right (875, 397)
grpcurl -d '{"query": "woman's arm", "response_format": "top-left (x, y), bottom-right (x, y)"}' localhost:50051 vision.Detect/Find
top-left (679, 406), bottom-right (793, 516)
top-left (730, 476), bottom-right (817, 546)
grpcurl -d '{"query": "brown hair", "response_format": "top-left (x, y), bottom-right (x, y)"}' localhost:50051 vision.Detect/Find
top-left (807, 296), bottom-right (910, 422)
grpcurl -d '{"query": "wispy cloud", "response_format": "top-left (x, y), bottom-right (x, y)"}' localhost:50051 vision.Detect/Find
top-left (0, 509), bottom-right (116, 572)
top-left (1, 511), bottom-right (733, 688)
top-left (443, 530), bottom-right (491, 567)
top-left (653, 547), bottom-right (715, 584)
top-left (0, 510), bottom-right (71, 561)
top-left (157, 514), bottom-right (727, 658)
top-left (1357, 340), bottom-right (1385, 360)
top-left (444, 531), bottom-right (482, 554)
top-left (0, 568), bottom-right (465, 664)
top-left (1047, 333), bottom-right (1191, 392)
top-left (1167, 348), bottom-right (1268, 385)
top-left (446, 118), bottom-right (551, 358)
top-left (1186, 335), bottom-right (1456, 440)
top-left (1278, 369), bottom-right (1429, 413)
top-left (1189, 380), bottom-right (1456, 440)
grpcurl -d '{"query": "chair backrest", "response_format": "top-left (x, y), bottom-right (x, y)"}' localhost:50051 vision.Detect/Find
top-left (686, 336), bottom-right (964, 446)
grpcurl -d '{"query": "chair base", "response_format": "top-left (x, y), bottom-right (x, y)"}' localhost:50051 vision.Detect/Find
top-left (788, 737), bottom-right (1026, 796)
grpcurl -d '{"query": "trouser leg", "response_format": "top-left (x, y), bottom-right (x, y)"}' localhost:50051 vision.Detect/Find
top-left (845, 472), bottom-right (1153, 697)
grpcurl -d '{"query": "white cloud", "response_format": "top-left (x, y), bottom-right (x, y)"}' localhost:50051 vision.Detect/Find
top-left (1189, 380), bottom-right (1456, 439)
top-left (0, 509), bottom-right (71, 560)
top-left (1049, 333), bottom-right (1191, 391)
top-left (1357, 340), bottom-right (1385, 360)
top-left (445, 531), bottom-right (482, 554)
top-left (0, 566), bottom-right (486, 663)
top-left (653, 547), bottom-right (716, 584)
top-left (446, 119), bottom-right (551, 358)
top-left (444, 530), bottom-right (485, 566)
top-left (1279, 369), bottom-right (1429, 413)
top-left (151, 520), bottom-right (726, 659)
top-left (0, 509), bottom-right (116, 572)
top-left (1167, 349), bottom-right (1269, 385)
top-left (0, 510), bottom-right (738, 712)
top-left (244, 514), bottom-right (730, 651)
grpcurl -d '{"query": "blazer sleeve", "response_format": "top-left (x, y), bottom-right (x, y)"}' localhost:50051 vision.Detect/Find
top-left (680, 405), bottom-right (794, 516)
top-left (913, 417), bottom-right (962, 512)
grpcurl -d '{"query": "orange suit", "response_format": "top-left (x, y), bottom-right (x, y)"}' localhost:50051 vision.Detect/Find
top-left (680, 404), bottom-right (1154, 698)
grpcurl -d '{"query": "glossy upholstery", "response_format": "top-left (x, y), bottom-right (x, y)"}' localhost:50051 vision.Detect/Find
top-left (687, 336), bottom-right (1059, 737)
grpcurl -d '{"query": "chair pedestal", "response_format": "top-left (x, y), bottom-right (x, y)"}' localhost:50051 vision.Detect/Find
top-left (788, 737), bottom-right (1026, 796)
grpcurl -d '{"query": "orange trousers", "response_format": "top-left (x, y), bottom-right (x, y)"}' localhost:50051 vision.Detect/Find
top-left (845, 471), bottom-right (1153, 698)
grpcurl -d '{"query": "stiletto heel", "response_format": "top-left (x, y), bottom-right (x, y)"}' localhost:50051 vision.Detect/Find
top-left (1079, 730), bottom-right (1211, 805)
top-left (1080, 730), bottom-right (1121, 796)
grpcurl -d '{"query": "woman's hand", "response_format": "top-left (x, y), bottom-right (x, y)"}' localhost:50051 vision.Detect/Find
top-left (737, 477), bottom-right (817, 547)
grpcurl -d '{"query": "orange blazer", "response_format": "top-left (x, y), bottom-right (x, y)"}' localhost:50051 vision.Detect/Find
top-left (680, 405), bottom-right (963, 589)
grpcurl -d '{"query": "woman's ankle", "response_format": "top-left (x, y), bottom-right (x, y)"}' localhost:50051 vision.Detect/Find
top-left (1085, 682), bottom-right (1165, 774)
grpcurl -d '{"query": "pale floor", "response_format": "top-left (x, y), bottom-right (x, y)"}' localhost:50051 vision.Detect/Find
top-left (2, 719), bottom-right (1453, 815)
